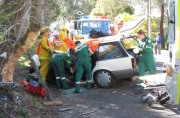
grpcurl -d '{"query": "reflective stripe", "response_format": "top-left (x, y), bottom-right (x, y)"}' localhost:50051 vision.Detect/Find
top-left (61, 77), bottom-right (66, 80)
top-left (56, 77), bottom-right (60, 80)
top-left (76, 82), bottom-right (81, 84)
top-left (87, 80), bottom-right (93, 83)
top-left (67, 61), bottom-right (71, 64)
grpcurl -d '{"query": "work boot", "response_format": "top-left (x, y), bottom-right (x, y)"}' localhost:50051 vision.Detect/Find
top-left (56, 77), bottom-right (62, 89)
top-left (61, 77), bottom-right (69, 89)
top-left (74, 84), bottom-right (80, 93)
top-left (87, 82), bottom-right (92, 90)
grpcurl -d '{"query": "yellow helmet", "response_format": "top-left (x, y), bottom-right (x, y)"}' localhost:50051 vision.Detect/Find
top-left (61, 25), bottom-right (67, 30)
top-left (40, 26), bottom-right (49, 34)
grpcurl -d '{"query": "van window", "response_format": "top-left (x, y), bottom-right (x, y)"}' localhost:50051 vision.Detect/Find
top-left (97, 41), bottom-right (128, 60)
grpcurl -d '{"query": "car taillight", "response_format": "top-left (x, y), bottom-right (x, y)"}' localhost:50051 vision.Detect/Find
top-left (131, 58), bottom-right (137, 68)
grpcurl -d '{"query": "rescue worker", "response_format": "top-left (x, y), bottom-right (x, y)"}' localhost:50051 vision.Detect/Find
top-left (52, 33), bottom-right (63, 51)
top-left (51, 49), bottom-right (75, 89)
top-left (64, 37), bottom-right (76, 51)
top-left (74, 41), bottom-right (93, 93)
top-left (117, 21), bottom-right (123, 32)
top-left (108, 24), bottom-right (116, 35)
top-left (37, 27), bottom-right (52, 83)
top-left (137, 30), bottom-right (156, 76)
top-left (59, 26), bottom-right (68, 52)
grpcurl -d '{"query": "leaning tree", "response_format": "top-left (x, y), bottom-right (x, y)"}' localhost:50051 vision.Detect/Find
top-left (0, 0), bottom-right (44, 82)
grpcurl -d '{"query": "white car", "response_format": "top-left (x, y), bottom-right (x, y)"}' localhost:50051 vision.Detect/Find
top-left (92, 35), bottom-right (138, 88)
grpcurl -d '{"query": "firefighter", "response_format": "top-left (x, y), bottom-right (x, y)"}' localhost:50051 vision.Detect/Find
top-left (52, 33), bottom-right (63, 51)
top-left (74, 41), bottom-right (93, 93)
top-left (137, 30), bottom-right (156, 76)
top-left (59, 26), bottom-right (68, 52)
top-left (37, 27), bottom-right (52, 83)
top-left (51, 49), bottom-right (75, 89)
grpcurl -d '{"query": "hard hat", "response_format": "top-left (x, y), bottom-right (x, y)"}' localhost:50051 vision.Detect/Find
top-left (40, 26), bottom-right (49, 34)
top-left (61, 25), bottom-right (67, 30)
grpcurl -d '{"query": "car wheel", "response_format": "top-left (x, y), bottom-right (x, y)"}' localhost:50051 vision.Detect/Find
top-left (94, 70), bottom-right (116, 88)
top-left (140, 94), bottom-right (148, 103)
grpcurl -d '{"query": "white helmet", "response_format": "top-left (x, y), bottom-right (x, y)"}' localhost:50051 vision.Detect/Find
top-left (110, 24), bottom-right (115, 28)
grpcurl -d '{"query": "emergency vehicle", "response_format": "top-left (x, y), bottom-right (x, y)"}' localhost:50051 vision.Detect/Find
top-left (72, 16), bottom-right (111, 40)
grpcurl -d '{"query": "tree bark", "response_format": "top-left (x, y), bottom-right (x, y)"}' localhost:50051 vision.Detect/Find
top-left (160, 3), bottom-right (165, 49)
top-left (0, 0), bottom-right (44, 82)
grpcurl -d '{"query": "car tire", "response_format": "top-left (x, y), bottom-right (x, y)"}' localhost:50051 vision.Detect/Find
top-left (94, 70), bottom-right (116, 88)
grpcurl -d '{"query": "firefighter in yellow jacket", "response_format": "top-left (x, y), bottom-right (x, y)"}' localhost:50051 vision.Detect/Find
top-left (59, 26), bottom-right (68, 52)
top-left (38, 27), bottom-right (52, 83)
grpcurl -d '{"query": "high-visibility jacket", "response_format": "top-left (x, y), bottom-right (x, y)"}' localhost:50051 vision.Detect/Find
top-left (85, 39), bottom-right (100, 53)
top-left (64, 37), bottom-right (76, 50)
top-left (59, 30), bottom-right (68, 52)
top-left (52, 37), bottom-right (63, 51)
top-left (37, 35), bottom-right (52, 60)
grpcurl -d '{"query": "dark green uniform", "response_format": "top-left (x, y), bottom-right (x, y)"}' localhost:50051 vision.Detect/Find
top-left (52, 52), bottom-right (73, 89)
top-left (138, 36), bottom-right (156, 76)
top-left (74, 44), bottom-right (92, 93)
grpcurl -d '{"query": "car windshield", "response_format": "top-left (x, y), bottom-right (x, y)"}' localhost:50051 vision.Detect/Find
top-left (97, 41), bottom-right (128, 60)
top-left (82, 20), bottom-right (110, 34)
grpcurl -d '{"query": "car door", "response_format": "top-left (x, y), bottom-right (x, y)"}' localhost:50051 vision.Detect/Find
top-left (95, 41), bottom-right (133, 72)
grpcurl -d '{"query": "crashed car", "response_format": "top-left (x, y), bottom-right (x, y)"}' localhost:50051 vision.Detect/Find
top-left (91, 35), bottom-right (138, 88)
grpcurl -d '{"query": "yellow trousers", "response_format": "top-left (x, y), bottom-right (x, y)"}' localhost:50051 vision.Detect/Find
top-left (39, 59), bottom-right (50, 80)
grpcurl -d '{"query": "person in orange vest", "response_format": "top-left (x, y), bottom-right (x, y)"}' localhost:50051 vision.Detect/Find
top-left (52, 33), bottom-right (63, 51)
top-left (37, 27), bottom-right (53, 83)
top-left (64, 37), bottom-right (76, 51)
top-left (59, 26), bottom-right (68, 52)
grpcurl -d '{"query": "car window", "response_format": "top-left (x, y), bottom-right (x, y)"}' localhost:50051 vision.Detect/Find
top-left (97, 41), bottom-right (128, 60)
top-left (122, 37), bottom-right (139, 49)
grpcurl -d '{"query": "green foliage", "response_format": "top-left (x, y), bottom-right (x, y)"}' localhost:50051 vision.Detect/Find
top-left (32, 97), bottom-right (42, 106)
top-left (0, 113), bottom-right (3, 118)
top-left (123, 6), bottom-right (134, 15)
top-left (91, 0), bottom-right (134, 19)
top-left (19, 107), bottom-right (28, 118)
top-left (133, 17), bottom-right (158, 40)
top-left (115, 13), bottom-right (132, 23)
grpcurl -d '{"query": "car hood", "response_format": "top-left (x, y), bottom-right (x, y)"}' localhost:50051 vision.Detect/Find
top-left (118, 15), bottom-right (146, 37)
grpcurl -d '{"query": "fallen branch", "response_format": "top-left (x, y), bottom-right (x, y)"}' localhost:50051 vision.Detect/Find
top-left (43, 101), bottom-right (63, 106)
top-left (79, 109), bottom-right (95, 116)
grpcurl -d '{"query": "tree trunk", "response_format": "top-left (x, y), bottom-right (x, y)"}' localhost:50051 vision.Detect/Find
top-left (160, 3), bottom-right (165, 49)
top-left (0, 0), bottom-right (44, 82)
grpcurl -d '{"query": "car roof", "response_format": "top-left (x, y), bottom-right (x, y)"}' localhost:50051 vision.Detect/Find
top-left (97, 35), bottom-right (121, 43)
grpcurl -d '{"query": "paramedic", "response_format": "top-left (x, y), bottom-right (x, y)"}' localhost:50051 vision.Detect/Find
top-left (74, 41), bottom-right (93, 93)
top-left (51, 49), bottom-right (75, 89)
top-left (137, 30), bottom-right (156, 76)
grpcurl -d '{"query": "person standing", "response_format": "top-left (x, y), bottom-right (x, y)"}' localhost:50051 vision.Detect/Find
top-left (52, 33), bottom-right (63, 51)
top-left (137, 30), bottom-right (156, 76)
top-left (37, 27), bottom-right (52, 83)
top-left (74, 41), bottom-right (93, 93)
top-left (155, 32), bottom-right (162, 55)
top-left (59, 26), bottom-right (68, 52)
